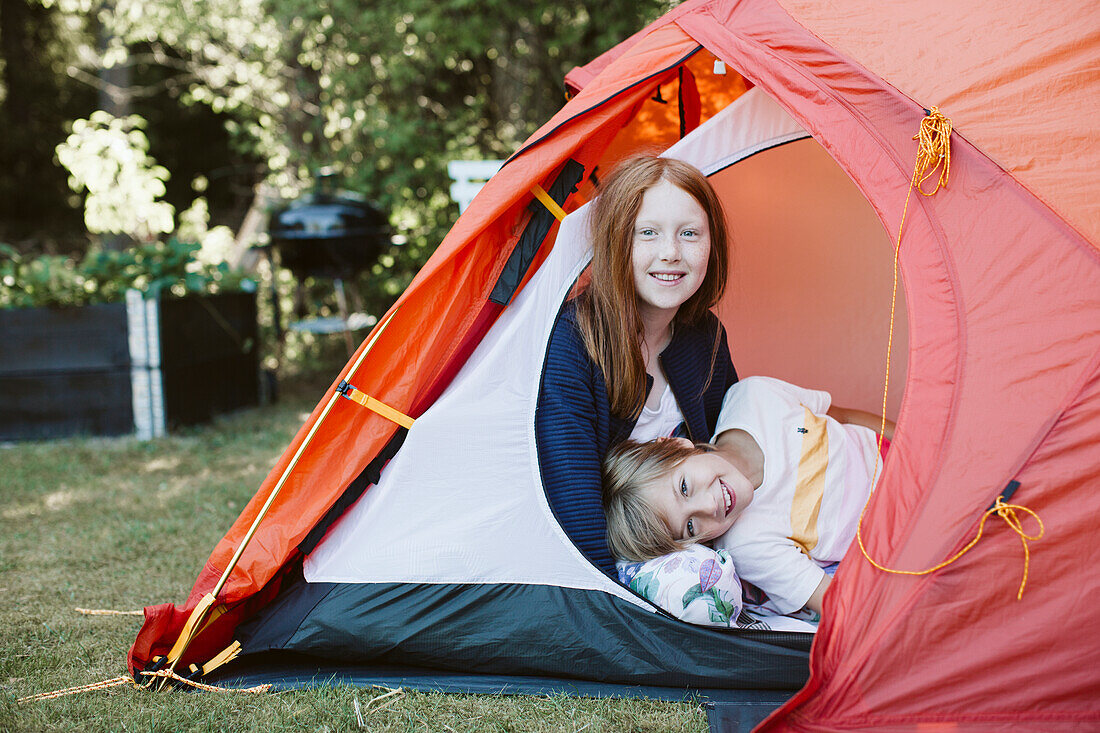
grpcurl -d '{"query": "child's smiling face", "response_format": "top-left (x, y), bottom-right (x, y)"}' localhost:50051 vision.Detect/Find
top-left (642, 442), bottom-right (754, 543)
top-left (630, 179), bottom-right (711, 324)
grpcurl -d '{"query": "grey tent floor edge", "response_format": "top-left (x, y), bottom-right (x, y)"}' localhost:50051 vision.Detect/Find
top-left (204, 651), bottom-right (797, 710)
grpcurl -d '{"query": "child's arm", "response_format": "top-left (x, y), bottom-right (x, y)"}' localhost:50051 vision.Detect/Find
top-left (806, 575), bottom-right (830, 616)
top-left (826, 405), bottom-right (896, 441)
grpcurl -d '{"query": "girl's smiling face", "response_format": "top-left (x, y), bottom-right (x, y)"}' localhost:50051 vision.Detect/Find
top-left (631, 179), bottom-right (711, 323)
top-left (642, 444), bottom-right (754, 543)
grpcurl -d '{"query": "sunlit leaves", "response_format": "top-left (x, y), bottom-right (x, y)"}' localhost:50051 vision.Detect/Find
top-left (56, 111), bottom-right (175, 238)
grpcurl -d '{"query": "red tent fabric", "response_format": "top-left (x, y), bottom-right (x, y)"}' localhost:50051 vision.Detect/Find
top-left (132, 0), bottom-right (1100, 728)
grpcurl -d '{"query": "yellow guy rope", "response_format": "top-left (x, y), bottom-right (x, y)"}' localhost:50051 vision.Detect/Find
top-left (856, 107), bottom-right (1044, 600)
top-left (874, 107), bottom-right (953, 443)
top-left (861, 496), bottom-right (1044, 600)
top-left (17, 677), bottom-right (134, 702)
top-left (158, 307), bottom-right (405, 685)
top-left (18, 671), bottom-right (271, 703)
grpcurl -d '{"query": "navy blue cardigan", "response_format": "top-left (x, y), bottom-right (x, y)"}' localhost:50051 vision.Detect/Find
top-left (535, 301), bottom-right (737, 575)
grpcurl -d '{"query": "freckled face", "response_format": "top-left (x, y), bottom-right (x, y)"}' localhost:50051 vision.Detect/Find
top-left (643, 450), bottom-right (754, 543)
top-left (631, 179), bottom-right (711, 323)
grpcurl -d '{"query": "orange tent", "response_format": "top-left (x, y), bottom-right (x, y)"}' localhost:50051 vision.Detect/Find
top-left (131, 0), bottom-right (1100, 728)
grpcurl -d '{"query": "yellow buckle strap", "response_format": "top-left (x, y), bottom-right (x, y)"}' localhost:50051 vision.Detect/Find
top-left (164, 593), bottom-right (219, 665)
top-left (338, 381), bottom-right (415, 429)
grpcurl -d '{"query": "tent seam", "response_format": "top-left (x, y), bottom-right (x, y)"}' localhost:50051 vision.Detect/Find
top-left (676, 6), bottom-right (974, 721)
top-left (690, 0), bottom-right (969, 555)
top-left (679, 4), bottom-right (968, 506)
top-left (827, 708), bottom-right (1100, 728)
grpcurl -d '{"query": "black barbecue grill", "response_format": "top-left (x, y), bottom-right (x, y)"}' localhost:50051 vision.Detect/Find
top-left (264, 173), bottom-right (391, 355)
top-left (268, 181), bottom-right (390, 280)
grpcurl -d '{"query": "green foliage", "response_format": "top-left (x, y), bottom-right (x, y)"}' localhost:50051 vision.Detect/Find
top-left (15, 109), bottom-right (254, 310)
top-left (309, 0), bottom-right (671, 298)
top-left (0, 239), bottom-right (253, 309)
top-left (36, 0), bottom-right (669, 307)
top-left (14, 0), bottom-right (673, 374)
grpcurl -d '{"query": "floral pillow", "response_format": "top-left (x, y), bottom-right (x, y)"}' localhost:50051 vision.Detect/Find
top-left (616, 544), bottom-right (743, 627)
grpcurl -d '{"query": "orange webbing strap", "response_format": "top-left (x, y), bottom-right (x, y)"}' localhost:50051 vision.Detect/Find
top-left (857, 107), bottom-right (1044, 598)
top-left (531, 184), bottom-right (567, 222)
top-left (338, 382), bottom-right (415, 429)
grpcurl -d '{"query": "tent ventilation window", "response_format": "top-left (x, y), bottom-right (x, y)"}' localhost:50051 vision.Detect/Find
top-left (489, 158), bottom-right (585, 306)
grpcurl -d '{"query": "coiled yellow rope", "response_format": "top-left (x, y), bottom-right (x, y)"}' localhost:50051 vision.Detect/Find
top-left (911, 107), bottom-right (952, 196)
top-left (856, 107), bottom-right (1044, 599)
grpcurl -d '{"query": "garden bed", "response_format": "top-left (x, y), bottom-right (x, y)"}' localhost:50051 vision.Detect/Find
top-left (0, 290), bottom-right (259, 440)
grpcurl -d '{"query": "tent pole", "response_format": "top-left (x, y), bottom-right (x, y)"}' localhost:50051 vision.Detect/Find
top-left (157, 307), bottom-right (402, 686)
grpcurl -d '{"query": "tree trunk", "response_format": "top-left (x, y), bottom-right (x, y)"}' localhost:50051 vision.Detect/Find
top-left (94, 2), bottom-right (133, 250)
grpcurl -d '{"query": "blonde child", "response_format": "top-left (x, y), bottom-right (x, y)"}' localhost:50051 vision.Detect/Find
top-left (603, 376), bottom-right (894, 616)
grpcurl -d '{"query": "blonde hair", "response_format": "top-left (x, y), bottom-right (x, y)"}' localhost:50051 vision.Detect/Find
top-left (602, 439), bottom-right (712, 561)
top-left (575, 156), bottom-right (730, 420)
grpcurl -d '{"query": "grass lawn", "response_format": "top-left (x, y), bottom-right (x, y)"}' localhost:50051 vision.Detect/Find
top-left (0, 373), bottom-right (707, 732)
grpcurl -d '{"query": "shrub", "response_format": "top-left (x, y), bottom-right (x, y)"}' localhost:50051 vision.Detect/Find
top-left (0, 239), bottom-right (253, 310)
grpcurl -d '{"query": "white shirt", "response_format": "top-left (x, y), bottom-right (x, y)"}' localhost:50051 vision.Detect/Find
top-left (712, 377), bottom-right (881, 614)
top-left (629, 384), bottom-right (685, 442)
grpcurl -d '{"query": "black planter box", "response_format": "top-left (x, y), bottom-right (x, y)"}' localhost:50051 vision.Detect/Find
top-left (0, 291), bottom-right (259, 441)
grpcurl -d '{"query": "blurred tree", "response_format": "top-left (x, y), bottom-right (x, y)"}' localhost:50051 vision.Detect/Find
top-left (55, 112), bottom-right (175, 239)
top-left (0, 0), bottom-right (94, 243)
top-left (22, 0), bottom-right (668, 311)
top-left (322, 1), bottom-right (671, 311)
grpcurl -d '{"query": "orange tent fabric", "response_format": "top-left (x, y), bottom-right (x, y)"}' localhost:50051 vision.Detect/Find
top-left (131, 0), bottom-right (1100, 728)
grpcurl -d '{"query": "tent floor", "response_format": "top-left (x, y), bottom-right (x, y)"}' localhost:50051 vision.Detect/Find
top-left (205, 651), bottom-right (793, 726)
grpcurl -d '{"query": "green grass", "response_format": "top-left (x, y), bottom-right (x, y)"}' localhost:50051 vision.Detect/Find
top-left (0, 375), bottom-right (707, 732)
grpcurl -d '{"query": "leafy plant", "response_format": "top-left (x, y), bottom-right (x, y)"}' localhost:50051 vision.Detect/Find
top-left (0, 239), bottom-right (253, 309)
top-left (0, 107), bottom-right (255, 310)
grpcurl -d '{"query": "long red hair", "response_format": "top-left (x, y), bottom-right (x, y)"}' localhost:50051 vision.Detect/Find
top-left (575, 156), bottom-right (729, 419)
